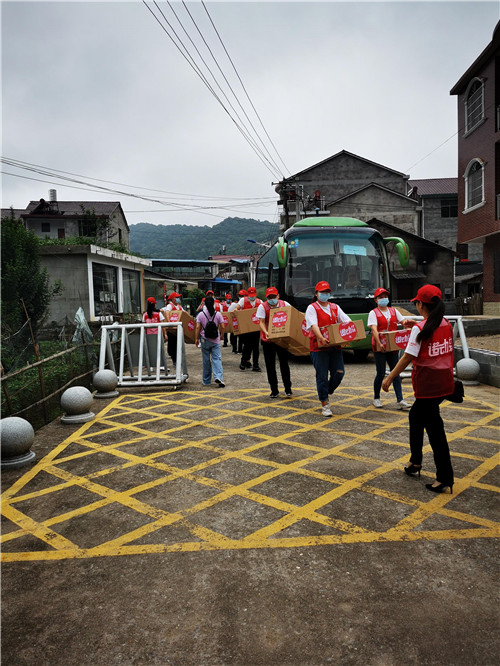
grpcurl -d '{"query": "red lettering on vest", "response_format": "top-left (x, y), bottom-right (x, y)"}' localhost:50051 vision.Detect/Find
top-left (412, 319), bottom-right (454, 398)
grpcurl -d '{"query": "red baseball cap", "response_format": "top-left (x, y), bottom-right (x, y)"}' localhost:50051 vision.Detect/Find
top-left (374, 287), bottom-right (390, 299)
top-left (315, 281), bottom-right (331, 292)
top-left (266, 287), bottom-right (278, 297)
top-left (411, 284), bottom-right (442, 303)
top-left (168, 292), bottom-right (178, 300)
top-left (225, 293), bottom-right (232, 299)
top-left (238, 289), bottom-right (248, 297)
top-left (206, 290), bottom-right (214, 296)
top-left (247, 287), bottom-right (257, 295)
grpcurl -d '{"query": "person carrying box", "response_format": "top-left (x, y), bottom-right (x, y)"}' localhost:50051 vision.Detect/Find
top-left (257, 287), bottom-right (293, 398)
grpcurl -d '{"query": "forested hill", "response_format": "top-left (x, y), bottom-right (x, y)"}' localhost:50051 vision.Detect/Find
top-left (129, 217), bottom-right (279, 259)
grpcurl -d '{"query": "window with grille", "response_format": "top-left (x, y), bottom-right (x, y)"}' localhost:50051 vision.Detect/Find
top-left (465, 160), bottom-right (484, 210)
top-left (465, 79), bottom-right (484, 133)
top-left (441, 197), bottom-right (458, 217)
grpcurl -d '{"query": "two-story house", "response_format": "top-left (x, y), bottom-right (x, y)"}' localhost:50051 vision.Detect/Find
top-left (450, 21), bottom-right (500, 315)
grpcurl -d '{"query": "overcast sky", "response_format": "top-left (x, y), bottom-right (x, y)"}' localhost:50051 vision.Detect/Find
top-left (2, 0), bottom-right (499, 228)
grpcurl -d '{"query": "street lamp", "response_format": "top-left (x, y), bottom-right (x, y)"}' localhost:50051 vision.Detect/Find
top-left (247, 239), bottom-right (272, 249)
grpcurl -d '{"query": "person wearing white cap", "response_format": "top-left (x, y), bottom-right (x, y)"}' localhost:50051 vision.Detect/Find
top-left (305, 281), bottom-right (352, 417)
top-left (368, 287), bottom-right (412, 410)
top-left (257, 287), bottom-right (292, 398)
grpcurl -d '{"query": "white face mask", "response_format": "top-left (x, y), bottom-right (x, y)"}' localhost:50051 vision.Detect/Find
top-left (267, 298), bottom-right (278, 306)
top-left (318, 292), bottom-right (331, 303)
top-left (377, 297), bottom-right (389, 307)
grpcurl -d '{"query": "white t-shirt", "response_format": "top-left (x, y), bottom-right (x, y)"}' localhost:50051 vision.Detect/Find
top-left (237, 297), bottom-right (259, 308)
top-left (165, 303), bottom-right (184, 312)
top-left (305, 302), bottom-right (351, 331)
top-left (227, 302), bottom-right (238, 313)
top-left (256, 300), bottom-right (290, 319)
top-left (367, 307), bottom-right (405, 327)
top-left (405, 325), bottom-right (422, 357)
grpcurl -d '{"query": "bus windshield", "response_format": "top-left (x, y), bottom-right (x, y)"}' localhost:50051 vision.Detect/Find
top-left (285, 230), bottom-right (388, 302)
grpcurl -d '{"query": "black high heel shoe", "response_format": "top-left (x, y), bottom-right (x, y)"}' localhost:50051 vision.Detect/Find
top-left (404, 463), bottom-right (421, 478)
top-left (425, 482), bottom-right (453, 494)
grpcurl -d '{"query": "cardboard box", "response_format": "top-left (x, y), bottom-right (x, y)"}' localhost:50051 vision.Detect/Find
top-left (219, 311), bottom-right (232, 334)
top-left (168, 309), bottom-right (196, 344)
top-left (323, 320), bottom-right (366, 346)
top-left (377, 328), bottom-right (411, 352)
top-left (267, 306), bottom-right (310, 355)
top-left (232, 308), bottom-right (261, 335)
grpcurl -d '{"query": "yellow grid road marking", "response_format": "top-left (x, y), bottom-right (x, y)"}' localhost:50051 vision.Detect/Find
top-left (2, 387), bottom-right (499, 562)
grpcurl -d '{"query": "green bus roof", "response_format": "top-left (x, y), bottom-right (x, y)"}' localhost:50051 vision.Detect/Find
top-left (293, 217), bottom-right (367, 228)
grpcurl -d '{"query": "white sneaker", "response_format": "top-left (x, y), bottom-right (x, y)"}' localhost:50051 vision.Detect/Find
top-left (321, 403), bottom-right (333, 417)
top-left (373, 399), bottom-right (383, 408)
top-left (397, 399), bottom-right (411, 410)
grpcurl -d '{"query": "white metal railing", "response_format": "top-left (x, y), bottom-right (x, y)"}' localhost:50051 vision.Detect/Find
top-left (98, 322), bottom-right (188, 387)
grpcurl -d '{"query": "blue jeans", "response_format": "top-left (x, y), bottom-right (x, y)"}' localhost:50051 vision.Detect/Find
top-left (373, 351), bottom-right (403, 401)
top-left (310, 348), bottom-right (344, 402)
top-left (200, 338), bottom-right (223, 385)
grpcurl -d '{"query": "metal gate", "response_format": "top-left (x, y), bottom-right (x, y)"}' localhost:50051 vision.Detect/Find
top-left (98, 322), bottom-right (188, 387)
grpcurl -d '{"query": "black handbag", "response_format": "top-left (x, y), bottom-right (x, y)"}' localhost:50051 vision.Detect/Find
top-left (446, 380), bottom-right (464, 403)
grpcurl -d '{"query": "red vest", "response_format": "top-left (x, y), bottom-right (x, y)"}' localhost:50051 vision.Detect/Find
top-left (261, 300), bottom-right (286, 342)
top-left (411, 319), bottom-right (454, 399)
top-left (242, 297), bottom-right (262, 310)
top-left (221, 302), bottom-right (231, 313)
top-left (309, 301), bottom-right (338, 352)
top-left (371, 306), bottom-right (398, 351)
top-left (143, 311), bottom-right (161, 335)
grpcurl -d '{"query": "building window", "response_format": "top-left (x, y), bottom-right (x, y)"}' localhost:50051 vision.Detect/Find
top-left (122, 269), bottom-right (141, 314)
top-left (465, 78), bottom-right (484, 133)
top-left (92, 263), bottom-right (117, 317)
top-left (441, 197), bottom-right (458, 218)
top-left (41, 222), bottom-right (51, 233)
top-left (464, 159), bottom-right (484, 210)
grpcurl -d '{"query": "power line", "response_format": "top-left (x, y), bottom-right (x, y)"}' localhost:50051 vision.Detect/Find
top-left (201, 0), bottom-right (290, 176)
top-left (142, 1), bottom-right (284, 180)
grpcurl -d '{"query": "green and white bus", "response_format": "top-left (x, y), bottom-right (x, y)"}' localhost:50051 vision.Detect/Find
top-left (255, 217), bottom-right (410, 359)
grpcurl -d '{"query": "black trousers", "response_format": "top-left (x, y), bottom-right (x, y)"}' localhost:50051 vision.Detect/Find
top-left (241, 331), bottom-right (260, 367)
top-left (230, 332), bottom-right (243, 353)
top-left (262, 341), bottom-right (291, 394)
top-left (409, 397), bottom-right (454, 486)
top-left (167, 332), bottom-right (177, 364)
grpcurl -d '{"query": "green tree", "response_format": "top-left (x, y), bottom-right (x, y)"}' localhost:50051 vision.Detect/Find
top-left (1, 209), bottom-right (61, 363)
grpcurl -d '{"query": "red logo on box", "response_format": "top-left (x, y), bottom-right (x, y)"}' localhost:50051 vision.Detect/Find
top-left (170, 312), bottom-right (179, 322)
top-left (232, 316), bottom-right (239, 331)
top-left (271, 311), bottom-right (287, 328)
top-left (251, 313), bottom-right (260, 324)
top-left (187, 321), bottom-right (195, 331)
top-left (338, 322), bottom-right (357, 341)
top-left (222, 315), bottom-right (229, 325)
top-left (395, 330), bottom-right (411, 348)
top-left (301, 320), bottom-right (308, 337)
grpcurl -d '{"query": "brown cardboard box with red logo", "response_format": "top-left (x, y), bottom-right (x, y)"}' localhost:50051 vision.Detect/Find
top-left (219, 311), bottom-right (232, 334)
top-left (377, 328), bottom-right (411, 352)
top-left (168, 309), bottom-right (196, 344)
top-left (267, 306), bottom-right (310, 356)
top-left (323, 320), bottom-right (366, 346)
top-left (232, 308), bottom-right (261, 335)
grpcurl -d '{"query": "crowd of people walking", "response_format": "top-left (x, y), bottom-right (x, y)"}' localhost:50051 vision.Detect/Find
top-left (143, 283), bottom-right (456, 495)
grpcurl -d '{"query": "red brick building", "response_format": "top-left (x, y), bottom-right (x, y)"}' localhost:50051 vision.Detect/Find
top-left (450, 21), bottom-right (500, 315)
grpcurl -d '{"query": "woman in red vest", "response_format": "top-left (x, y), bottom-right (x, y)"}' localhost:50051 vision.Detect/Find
top-left (142, 297), bottom-right (164, 335)
top-left (305, 281), bottom-right (352, 417)
top-left (257, 287), bottom-right (292, 398)
top-left (382, 285), bottom-right (455, 493)
top-left (236, 286), bottom-right (262, 372)
top-left (162, 292), bottom-right (184, 365)
top-left (368, 287), bottom-right (411, 410)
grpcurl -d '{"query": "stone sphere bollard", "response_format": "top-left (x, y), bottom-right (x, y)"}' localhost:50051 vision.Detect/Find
top-left (60, 386), bottom-right (95, 424)
top-left (456, 357), bottom-right (481, 384)
top-left (0, 417), bottom-right (36, 468)
top-left (93, 369), bottom-right (119, 398)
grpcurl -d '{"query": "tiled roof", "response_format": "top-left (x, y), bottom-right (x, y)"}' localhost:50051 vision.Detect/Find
top-left (24, 201), bottom-right (122, 216)
top-left (408, 178), bottom-right (457, 196)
